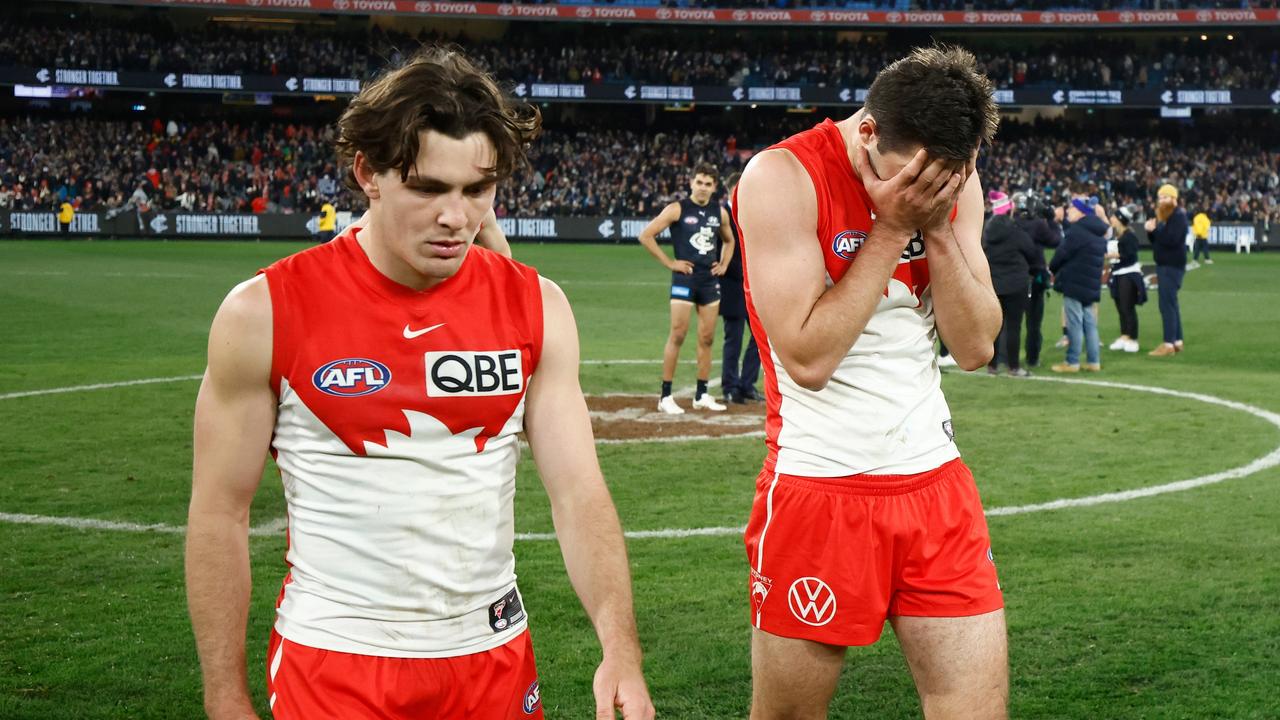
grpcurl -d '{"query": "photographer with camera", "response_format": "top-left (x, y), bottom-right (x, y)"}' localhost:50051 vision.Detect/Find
top-left (1145, 184), bottom-right (1189, 357)
top-left (1106, 205), bottom-right (1146, 353)
top-left (983, 191), bottom-right (1040, 376)
top-left (1011, 191), bottom-right (1063, 368)
top-left (1050, 197), bottom-right (1108, 373)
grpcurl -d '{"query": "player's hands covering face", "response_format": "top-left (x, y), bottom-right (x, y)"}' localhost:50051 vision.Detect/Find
top-left (854, 146), bottom-right (966, 240)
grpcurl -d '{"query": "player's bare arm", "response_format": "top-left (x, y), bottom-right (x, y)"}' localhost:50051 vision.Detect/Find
top-left (711, 207), bottom-right (735, 277)
top-left (523, 277), bottom-right (655, 720)
top-left (186, 276), bottom-right (274, 720)
top-left (739, 146), bottom-right (958, 391)
top-left (637, 202), bottom-right (692, 274)
top-left (920, 165), bottom-right (1001, 370)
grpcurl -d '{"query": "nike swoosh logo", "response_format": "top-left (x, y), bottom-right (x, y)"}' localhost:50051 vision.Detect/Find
top-left (403, 322), bottom-right (446, 339)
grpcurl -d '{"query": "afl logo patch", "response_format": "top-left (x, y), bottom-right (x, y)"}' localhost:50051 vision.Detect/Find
top-left (523, 679), bottom-right (541, 714)
top-left (312, 359), bottom-right (391, 397)
top-left (832, 230), bottom-right (867, 260)
top-left (683, 215), bottom-right (700, 225)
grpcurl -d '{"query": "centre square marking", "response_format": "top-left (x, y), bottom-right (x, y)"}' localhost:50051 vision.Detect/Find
top-left (585, 394), bottom-right (766, 441)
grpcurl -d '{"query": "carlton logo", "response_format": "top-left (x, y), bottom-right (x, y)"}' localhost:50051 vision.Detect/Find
top-left (832, 229), bottom-right (867, 260)
top-left (312, 359), bottom-right (391, 397)
top-left (788, 577), bottom-right (837, 626)
top-left (426, 351), bottom-right (524, 397)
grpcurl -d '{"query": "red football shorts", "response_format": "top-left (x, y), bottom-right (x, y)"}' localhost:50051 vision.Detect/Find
top-left (744, 458), bottom-right (1003, 646)
top-left (266, 629), bottom-right (544, 719)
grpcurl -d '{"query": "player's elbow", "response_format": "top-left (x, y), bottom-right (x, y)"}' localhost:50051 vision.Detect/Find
top-left (951, 346), bottom-right (994, 372)
top-left (786, 361), bottom-right (834, 392)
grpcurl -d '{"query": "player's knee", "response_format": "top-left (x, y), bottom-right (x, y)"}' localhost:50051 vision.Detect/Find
top-left (669, 327), bottom-right (689, 345)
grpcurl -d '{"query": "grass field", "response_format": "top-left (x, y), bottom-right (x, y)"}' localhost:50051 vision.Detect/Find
top-left (1, 239), bottom-right (1278, 719)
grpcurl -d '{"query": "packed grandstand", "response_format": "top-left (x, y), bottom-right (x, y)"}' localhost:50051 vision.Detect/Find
top-left (0, 0), bottom-right (1277, 238)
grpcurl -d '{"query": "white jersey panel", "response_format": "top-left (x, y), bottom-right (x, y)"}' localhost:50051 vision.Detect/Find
top-left (772, 288), bottom-right (959, 477)
top-left (272, 376), bottom-right (527, 658)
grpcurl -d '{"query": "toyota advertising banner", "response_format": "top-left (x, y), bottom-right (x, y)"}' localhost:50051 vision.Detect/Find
top-left (41, 0), bottom-right (1280, 27)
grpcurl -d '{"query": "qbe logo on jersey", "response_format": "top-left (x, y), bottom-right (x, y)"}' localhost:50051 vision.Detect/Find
top-left (426, 351), bottom-right (524, 397)
top-left (788, 576), bottom-right (837, 626)
top-left (312, 358), bottom-right (391, 397)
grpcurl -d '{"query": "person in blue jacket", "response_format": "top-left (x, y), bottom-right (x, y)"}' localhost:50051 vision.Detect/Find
top-left (1050, 198), bottom-right (1109, 373)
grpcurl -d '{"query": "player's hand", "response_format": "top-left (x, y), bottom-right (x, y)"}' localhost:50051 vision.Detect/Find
top-left (669, 260), bottom-right (694, 274)
top-left (1144, 219), bottom-right (1157, 232)
top-left (1054, 206), bottom-right (1065, 223)
top-left (853, 145), bottom-right (963, 240)
top-left (593, 656), bottom-right (655, 720)
top-left (710, 262), bottom-right (728, 277)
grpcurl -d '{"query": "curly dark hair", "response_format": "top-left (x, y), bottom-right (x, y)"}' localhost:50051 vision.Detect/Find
top-left (335, 45), bottom-right (541, 196)
top-left (864, 45), bottom-right (999, 163)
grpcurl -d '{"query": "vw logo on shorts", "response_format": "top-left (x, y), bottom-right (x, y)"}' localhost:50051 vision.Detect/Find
top-left (788, 576), bottom-right (837, 626)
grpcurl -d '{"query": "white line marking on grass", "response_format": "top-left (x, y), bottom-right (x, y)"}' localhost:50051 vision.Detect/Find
top-left (5, 378), bottom-right (1276, 539)
top-left (0, 513), bottom-right (296, 537)
top-left (0, 512), bottom-right (184, 534)
top-left (0, 375), bottom-right (204, 400)
top-left (0, 360), bottom-right (713, 399)
top-left (1, 271), bottom-right (202, 279)
top-left (982, 375), bottom-right (1280, 516)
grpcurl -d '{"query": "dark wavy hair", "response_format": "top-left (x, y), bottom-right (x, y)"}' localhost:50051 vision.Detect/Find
top-left (692, 162), bottom-right (719, 183)
top-left (864, 45), bottom-right (999, 163)
top-left (335, 45), bottom-right (541, 196)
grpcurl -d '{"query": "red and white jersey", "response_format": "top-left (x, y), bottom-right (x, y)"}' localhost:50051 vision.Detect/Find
top-left (262, 228), bottom-right (543, 658)
top-left (736, 119), bottom-right (960, 478)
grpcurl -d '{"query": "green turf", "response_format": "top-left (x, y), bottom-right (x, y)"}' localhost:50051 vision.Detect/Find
top-left (1, 240), bottom-right (1278, 718)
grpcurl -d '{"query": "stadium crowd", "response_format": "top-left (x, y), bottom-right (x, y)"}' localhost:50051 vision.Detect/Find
top-left (0, 116), bottom-right (348, 216)
top-left (1, 18), bottom-right (1277, 91)
top-left (4, 114), bottom-right (1274, 225)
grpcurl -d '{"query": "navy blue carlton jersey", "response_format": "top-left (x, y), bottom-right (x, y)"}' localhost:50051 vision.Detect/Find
top-left (670, 198), bottom-right (722, 272)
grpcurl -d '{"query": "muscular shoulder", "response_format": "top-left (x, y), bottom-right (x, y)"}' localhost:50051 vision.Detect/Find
top-left (737, 149), bottom-right (816, 223)
top-left (217, 275), bottom-right (272, 333)
top-left (207, 275), bottom-right (273, 386)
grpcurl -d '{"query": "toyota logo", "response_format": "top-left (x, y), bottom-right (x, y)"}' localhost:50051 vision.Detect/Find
top-left (811, 11), bottom-right (826, 22)
top-left (498, 3), bottom-right (513, 14)
top-left (333, 0), bottom-right (350, 10)
top-left (788, 577), bottom-right (837, 627)
top-left (1195, 10), bottom-right (1212, 21)
top-left (576, 6), bottom-right (593, 17)
top-left (656, 8), bottom-right (671, 19)
top-left (964, 12), bottom-right (978, 22)
top-left (886, 12), bottom-right (902, 23)
top-left (732, 10), bottom-right (747, 21)
top-left (1039, 11), bottom-right (1056, 22)
top-left (1119, 11), bottom-right (1134, 22)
